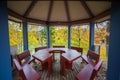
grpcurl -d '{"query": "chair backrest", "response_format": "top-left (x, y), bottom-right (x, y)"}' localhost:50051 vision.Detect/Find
top-left (71, 46), bottom-right (83, 55)
top-left (76, 59), bottom-right (103, 80)
top-left (87, 50), bottom-right (100, 64)
top-left (35, 46), bottom-right (47, 52)
top-left (53, 46), bottom-right (65, 48)
top-left (90, 59), bottom-right (103, 80)
top-left (16, 50), bottom-right (31, 65)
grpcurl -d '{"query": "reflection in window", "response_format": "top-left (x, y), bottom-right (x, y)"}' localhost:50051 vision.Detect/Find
top-left (71, 24), bottom-right (90, 53)
top-left (94, 21), bottom-right (110, 62)
top-left (28, 24), bottom-right (47, 54)
top-left (50, 26), bottom-right (68, 47)
top-left (9, 20), bottom-right (23, 53)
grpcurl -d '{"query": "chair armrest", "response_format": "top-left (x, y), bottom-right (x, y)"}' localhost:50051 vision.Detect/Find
top-left (13, 59), bottom-right (22, 71)
top-left (94, 59), bottom-right (103, 71)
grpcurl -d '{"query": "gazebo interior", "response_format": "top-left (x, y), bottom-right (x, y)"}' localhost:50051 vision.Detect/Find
top-left (2, 1), bottom-right (120, 80)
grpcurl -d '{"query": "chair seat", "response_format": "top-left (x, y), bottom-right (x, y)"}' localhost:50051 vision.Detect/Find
top-left (76, 64), bottom-right (94, 80)
top-left (23, 64), bottom-right (41, 80)
top-left (22, 56), bottom-right (34, 66)
top-left (81, 55), bottom-right (95, 66)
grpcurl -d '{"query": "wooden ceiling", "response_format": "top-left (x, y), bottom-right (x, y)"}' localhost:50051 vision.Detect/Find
top-left (8, 0), bottom-right (111, 25)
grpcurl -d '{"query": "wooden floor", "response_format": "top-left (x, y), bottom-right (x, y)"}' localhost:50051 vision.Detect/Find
top-left (12, 54), bottom-right (107, 80)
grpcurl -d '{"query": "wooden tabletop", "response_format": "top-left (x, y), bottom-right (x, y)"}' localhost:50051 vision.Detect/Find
top-left (62, 49), bottom-right (81, 62)
top-left (33, 48), bottom-right (81, 62)
top-left (32, 49), bottom-right (52, 62)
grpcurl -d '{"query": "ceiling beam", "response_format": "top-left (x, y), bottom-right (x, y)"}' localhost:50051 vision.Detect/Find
top-left (47, 0), bottom-right (54, 22)
top-left (8, 8), bottom-right (25, 21)
top-left (64, 0), bottom-right (71, 22)
top-left (8, 18), bottom-right (21, 23)
top-left (8, 7), bottom-right (111, 26)
top-left (48, 21), bottom-right (70, 26)
top-left (26, 18), bottom-right (46, 25)
top-left (81, 0), bottom-right (111, 1)
top-left (71, 18), bottom-right (92, 24)
top-left (24, 0), bottom-right (38, 17)
top-left (92, 8), bottom-right (111, 21)
top-left (80, 0), bottom-right (94, 18)
top-left (7, 0), bottom-right (111, 1)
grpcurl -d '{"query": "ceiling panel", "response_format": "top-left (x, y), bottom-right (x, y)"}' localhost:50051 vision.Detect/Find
top-left (51, 1), bottom-right (67, 21)
top-left (28, 1), bottom-right (50, 21)
top-left (68, 1), bottom-right (90, 21)
top-left (7, 1), bottom-right (31, 15)
top-left (86, 1), bottom-right (111, 16)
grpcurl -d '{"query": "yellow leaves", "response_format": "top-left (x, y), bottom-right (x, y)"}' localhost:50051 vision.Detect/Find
top-left (10, 39), bottom-right (17, 46)
top-left (9, 28), bottom-right (23, 46)
top-left (51, 27), bottom-right (68, 45)
top-left (28, 35), bottom-right (38, 46)
top-left (100, 45), bottom-right (107, 61)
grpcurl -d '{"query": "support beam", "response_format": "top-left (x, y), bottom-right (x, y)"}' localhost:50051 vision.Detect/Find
top-left (8, 4), bottom-right (111, 26)
top-left (68, 25), bottom-right (71, 48)
top-left (89, 22), bottom-right (95, 50)
top-left (0, 1), bottom-right (12, 80)
top-left (8, 8), bottom-right (25, 21)
top-left (47, 0), bottom-right (54, 21)
top-left (48, 21), bottom-right (70, 26)
top-left (7, 0), bottom-right (111, 1)
top-left (64, 0), bottom-right (71, 21)
top-left (23, 22), bottom-right (28, 50)
top-left (107, 2), bottom-right (120, 80)
top-left (71, 18), bottom-right (92, 25)
top-left (24, 0), bottom-right (38, 17)
top-left (80, 0), bottom-right (94, 17)
top-left (93, 8), bottom-right (111, 21)
top-left (47, 25), bottom-right (50, 48)
top-left (26, 18), bottom-right (46, 24)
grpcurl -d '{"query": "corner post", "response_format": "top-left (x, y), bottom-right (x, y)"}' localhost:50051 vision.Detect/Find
top-left (0, 1), bottom-right (12, 80)
top-left (23, 22), bottom-right (28, 50)
top-left (89, 22), bottom-right (95, 50)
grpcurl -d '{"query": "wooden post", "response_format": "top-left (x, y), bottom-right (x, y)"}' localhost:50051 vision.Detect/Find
top-left (0, 1), bottom-right (12, 80)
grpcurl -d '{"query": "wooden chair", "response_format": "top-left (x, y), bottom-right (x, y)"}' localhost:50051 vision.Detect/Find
top-left (76, 59), bottom-right (103, 80)
top-left (71, 46), bottom-right (83, 55)
top-left (16, 50), bottom-right (34, 66)
top-left (81, 50), bottom-right (100, 66)
top-left (13, 58), bottom-right (41, 80)
top-left (35, 46), bottom-right (47, 52)
top-left (53, 45), bottom-right (65, 48)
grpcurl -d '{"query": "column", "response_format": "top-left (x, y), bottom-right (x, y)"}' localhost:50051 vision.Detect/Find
top-left (23, 22), bottom-right (28, 50)
top-left (89, 22), bottom-right (95, 50)
top-left (68, 25), bottom-right (71, 48)
top-left (47, 25), bottom-right (50, 48)
top-left (0, 1), bottom-right (12, 80)
top-left (107, 2), bottom-right (120, 80)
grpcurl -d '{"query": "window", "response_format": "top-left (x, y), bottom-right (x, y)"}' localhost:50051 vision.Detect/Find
top-left (28, 24), bottom-right (47, 54)
top-left (94, 21), bottom-right (110, 62)
top-left (71, 24), bottom-right (90, 53)
top-left (50, 26), bottom-right (68, 47)
top-left (9, 20), bottom-right (23, 53)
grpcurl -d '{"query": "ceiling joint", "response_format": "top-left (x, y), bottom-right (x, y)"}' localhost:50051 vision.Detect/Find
top-left (47, 0), bottom-right (54, 22)
top-left (64, 0), bottom-right (71, 22)
top-left (24, 0), bottom-right (38, 17)
top-left (80, 0), bottom-right (94, 18)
